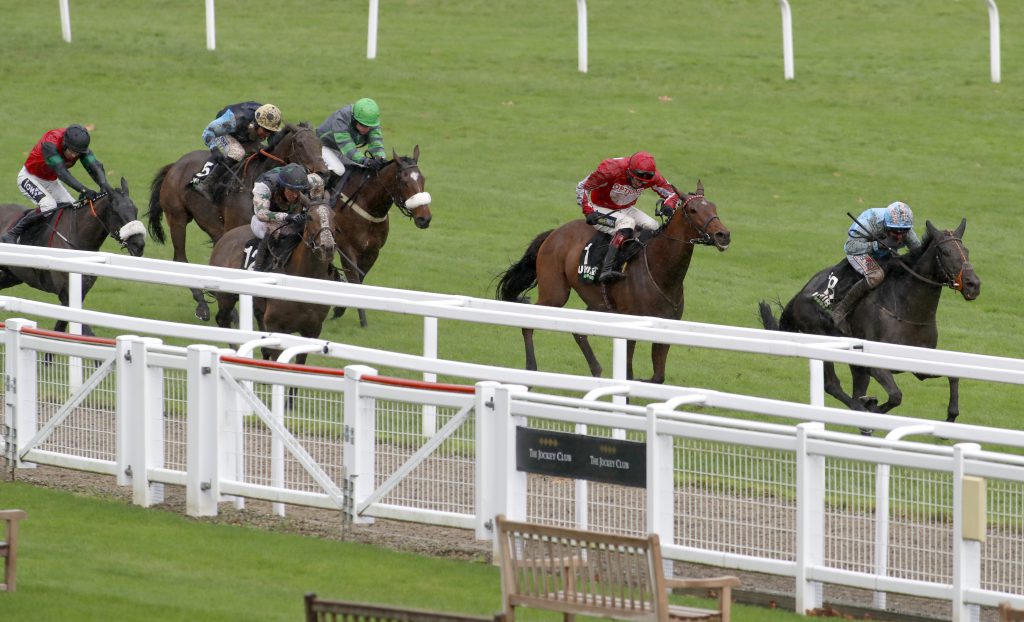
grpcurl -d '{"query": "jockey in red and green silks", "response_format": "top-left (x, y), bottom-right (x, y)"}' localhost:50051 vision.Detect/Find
top-left (4, 125), bottom-right (109, 244)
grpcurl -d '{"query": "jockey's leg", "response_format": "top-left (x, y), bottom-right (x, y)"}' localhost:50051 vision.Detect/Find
top-left (2, 208), bottom-right (49, 244)
top-left (830, 278), bottom-right (872, 334)
top-left (599, 227), bottom-right (633, 284)
top-left (252, 236), bottom-right (273, 272)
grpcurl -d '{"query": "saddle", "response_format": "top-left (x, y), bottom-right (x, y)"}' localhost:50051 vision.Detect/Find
top-left (577, 230), bottom-right (649, 284)
top-left (7, 204), bottom-right (77, 246)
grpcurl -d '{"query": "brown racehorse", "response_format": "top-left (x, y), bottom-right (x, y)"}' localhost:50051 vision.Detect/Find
top-left (496, 181), bottom-right (730, 383)
top-left (329, 145), bottom-right (432, 324)
top-left (759, 219), bottom-right (980, 425)
top-left (0, 178), bottom-right (146, 336)
top-left (208, 200), bottom-right (336, 364)
top-left (147, 122), bottom-right (327, 321)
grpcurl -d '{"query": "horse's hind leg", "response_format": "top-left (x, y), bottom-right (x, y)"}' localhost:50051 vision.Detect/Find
top-left (821, 362), bottom-right (861, 409)
top-left (523, 328), bottom-right (538, 371)
top-left (572, 334), bottom-right (603, 377)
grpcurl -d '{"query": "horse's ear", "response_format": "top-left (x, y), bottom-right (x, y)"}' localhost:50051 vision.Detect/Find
top-left (413, 144), bottom-right (420, 163)
top-left (392, 148), bottom-right (398, 162)
top-left (954, 218), bottom-right (966, 238)
top-left (925, 220), bottom-right (938, 238)
top-left (695, 179), bottom-right (704, 195)
top-left (120, 177), bottom-right (129, 195)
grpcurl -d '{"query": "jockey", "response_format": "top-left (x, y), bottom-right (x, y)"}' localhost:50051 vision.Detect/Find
top-left (249, 163), bottom-right (324, 272)
top-left (577, 151), bottom-right (681, 283)
top-left (317, 98), bottom-right (386, 188)
top-left (189, 102), bottom-right (284, 201)
top-left (830, 201), bottom-right (923, 333)
top-left (4, 124), bottom-right (109, 244)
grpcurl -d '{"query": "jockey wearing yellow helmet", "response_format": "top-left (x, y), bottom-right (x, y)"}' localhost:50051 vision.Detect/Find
top-left (189, 101), bottom-right (283, 201)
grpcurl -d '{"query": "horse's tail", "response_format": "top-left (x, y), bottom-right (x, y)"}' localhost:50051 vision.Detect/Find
top-left (758, 300), bottom-right (781, 331)
top-left (146, 164), bottom-right (172, 244)
top-left (496, 230), bottom-right (552, 303)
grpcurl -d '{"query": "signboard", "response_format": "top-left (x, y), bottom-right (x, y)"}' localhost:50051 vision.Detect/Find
top-left (516, 427), bottom-right (646, 488)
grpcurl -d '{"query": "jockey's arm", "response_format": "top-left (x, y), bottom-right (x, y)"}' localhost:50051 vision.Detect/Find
top-left (42, 143), bottom-right (89, 194)
top-left (329, 130), bottom-right (363, 164)
top-left (904, 228), bottom-right (923, 251)
top-left (651, 182), bottom-right (680, 209)
top-left (252, 182), bottom-right (289, 224)
top-left (80, 152), bottom-right (109, 189)
top-left (202, 109), bottom-right (236, 147)
top-left (364, 127), bottom-right (385, 161)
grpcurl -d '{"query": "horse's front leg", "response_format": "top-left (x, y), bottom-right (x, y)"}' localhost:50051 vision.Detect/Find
top-left (945, 377), bottom-right (960, 423)
top-left (821, 362), bottom-right (863, 409)
top-left (572, 333), bottom-right (603, 377)
top-left (648, 342), bottom-right (669, 384)
top-left (867, 367), bottom-right (903, 414)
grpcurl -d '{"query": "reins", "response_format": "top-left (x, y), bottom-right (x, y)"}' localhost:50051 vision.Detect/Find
top-left (890, 234), bottom-right (969, 292)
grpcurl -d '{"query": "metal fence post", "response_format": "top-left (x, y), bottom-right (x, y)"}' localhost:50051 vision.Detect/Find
top-left (117, 336), bottom-right (165, 506)
top-left (186, 344), bottom-right (221, 517)
top-left (344, 364), bottom-right (377, 525)
top-left (474, 381), bottom-right (501, 540)
top-left (646, 403), bottom-right (675, 543)
top-left (4, 319), bottom-right (37, 470)
top-left (795, 421), bottom-right (825, 613)
top-left (952, 442), bottom-right (982, 622)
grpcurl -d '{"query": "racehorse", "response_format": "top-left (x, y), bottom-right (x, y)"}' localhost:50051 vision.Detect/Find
top-left (0, 177), bottom-right (146, 335)
top-left (758, 219), bottom-right (980, 423)
top-left (208, 199), bottom-right (336, 364)
top-left (496, 181), bottom-right (730, 383)
top-left (146, 122), bottom-right (328, 321)
top-left (329, 145), bottom-right (432, 325)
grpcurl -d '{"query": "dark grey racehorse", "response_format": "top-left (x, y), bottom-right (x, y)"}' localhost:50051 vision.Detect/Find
top-left (0, 177), bottom-right (146, 335)
top-left (759, 219), bottom-right (980, 423)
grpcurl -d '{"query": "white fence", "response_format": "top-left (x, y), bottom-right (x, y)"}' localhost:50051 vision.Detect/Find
top-left (4, 246), bottom-right (1024, 619)
top-left (3, 317), bottom-right (1024, 621)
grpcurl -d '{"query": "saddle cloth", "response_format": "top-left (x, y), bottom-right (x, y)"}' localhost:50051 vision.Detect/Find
top-left (576, 231), bottom-right (645, 284)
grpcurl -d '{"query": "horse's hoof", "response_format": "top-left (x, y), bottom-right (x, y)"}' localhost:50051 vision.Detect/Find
top-left (195, 307), bottom-right (210, 322)
top-left (859, 428), bottom-right (875, 437)
top-left (857, 396), bottom-right (879, 412)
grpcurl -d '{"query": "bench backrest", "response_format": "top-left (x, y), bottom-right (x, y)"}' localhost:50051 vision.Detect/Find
top-left (495, 515), bottom-right (669, 622)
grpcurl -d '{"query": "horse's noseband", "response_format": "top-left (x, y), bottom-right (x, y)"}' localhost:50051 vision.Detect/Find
top-left (935, 235), bottom-right (969, 292)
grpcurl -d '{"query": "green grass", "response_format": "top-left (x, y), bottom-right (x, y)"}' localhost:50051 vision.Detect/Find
top-left (2, 2), bottom-right (1023, 424)
top-left (0, 482), bottom-right (807, 622)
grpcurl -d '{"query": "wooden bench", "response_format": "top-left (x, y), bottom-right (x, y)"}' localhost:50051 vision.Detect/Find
top-left (304, 593), bottom-right (505, 622)
top-left (1000, 602), bottom-right (1024, 622)
top-left (1, 509), bottom-right (27, 592)
top-left (495, 515), bottom-right (740, 622)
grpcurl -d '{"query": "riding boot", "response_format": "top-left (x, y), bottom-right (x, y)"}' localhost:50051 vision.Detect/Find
top-left (189, 153), bottom-right (228, 202)
top-left (2, 209), bottom-right (48, 244)
top-left (251, 237), bottom-right (273, 272)
top-left (598, 234), bottom-right (624, 284)
top-left (830, 278), bottom-right (871, 334)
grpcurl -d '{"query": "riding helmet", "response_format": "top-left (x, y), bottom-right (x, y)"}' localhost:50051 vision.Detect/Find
top-left (255, 104), bottom-right (283, 132)
top-left (352, 98), bottom-right (381, 128)
top-left (63, 124), bottom-right (91, 154)
top-left (627, 151), bottom-right (657, 187)
top-left (883, 201), bottom-right (914, 230)
top-left (278, 164), bottom-right (311, 191)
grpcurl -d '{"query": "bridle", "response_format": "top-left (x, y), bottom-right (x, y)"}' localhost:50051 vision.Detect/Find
top-left (896, 233), bottom-right (971, 292)
top-left (663, 193), bottom-right (720, 245)
top-left (381, 158), bottom-right (426, 218)
top-left (340, 158), bottom-right (427, 221)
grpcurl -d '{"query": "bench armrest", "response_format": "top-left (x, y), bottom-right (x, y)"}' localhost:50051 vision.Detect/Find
top-left (664, 575), bottom-right (741, 590)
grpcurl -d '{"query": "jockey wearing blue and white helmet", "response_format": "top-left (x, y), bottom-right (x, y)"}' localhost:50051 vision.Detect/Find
top-left (830, 201), bottom-right (922, 334)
